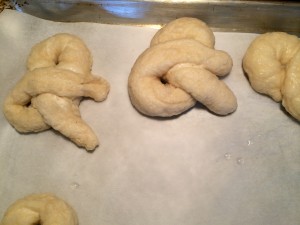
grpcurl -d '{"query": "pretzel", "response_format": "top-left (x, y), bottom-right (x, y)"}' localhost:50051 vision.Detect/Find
top-left (3, 33), bottom-right (110, 150)
top-left (243, 32), bottom-right (300, 121)
top-left (128, 17), bottom-right (237, 117)
top-left (0, 193), bottom-right (78, 225)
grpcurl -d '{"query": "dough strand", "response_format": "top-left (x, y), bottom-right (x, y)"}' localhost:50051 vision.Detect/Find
top-left (128, 17), bottom-right (237, 117)
top-left (0, 193), bottom-right (78, 225)
top-left (243, 32), bottom-right (300, 121)
top-left (3, 33), bottom-right (110, 150)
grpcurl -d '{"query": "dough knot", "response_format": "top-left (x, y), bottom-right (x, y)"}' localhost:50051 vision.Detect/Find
top-left (0, 193), bottom-right (78, 225)
top-left (3, 33), bottom-right (110, 150)
top-left (243, 32), bottom-right (300, 121)
top-left (128, 17), bottom-right (237, 117)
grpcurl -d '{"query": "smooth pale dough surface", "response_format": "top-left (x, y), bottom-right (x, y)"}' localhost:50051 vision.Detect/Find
top-left (0, 193), bottom-right (78, 225)
top-left (2, 33), bottom-right (110, 150)
top-left (243, 32), bottom-right (300, 121)
top-left (128, 17), bottom-right (237, 117)
top-left (0, 10), bottom-right (300, 225)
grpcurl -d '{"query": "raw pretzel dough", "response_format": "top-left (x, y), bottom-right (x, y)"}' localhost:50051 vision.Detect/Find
top-left (0, 193), bottom-right (78, 225)
top-left (243, 32), bottom-right (300, 121)
top-left (128, 17), bottom-right (237, 117)
top-left (3, 33), bottom-right (110, 150)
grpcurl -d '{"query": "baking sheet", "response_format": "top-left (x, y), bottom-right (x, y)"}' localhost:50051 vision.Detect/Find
top-left (0, 9), bottom-right (300, 225)
top-left (7, 0), bottom-right (300, 34)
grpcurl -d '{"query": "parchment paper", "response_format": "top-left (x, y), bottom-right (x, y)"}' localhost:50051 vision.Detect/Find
top-left (0, 9), bottom-right (299, 225)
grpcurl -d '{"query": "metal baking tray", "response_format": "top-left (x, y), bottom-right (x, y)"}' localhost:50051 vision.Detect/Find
top-left (7, 0), bottom-right (300, 34)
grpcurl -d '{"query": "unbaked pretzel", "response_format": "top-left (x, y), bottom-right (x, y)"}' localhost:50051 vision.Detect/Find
top-left (3, 33), bottom-right (110, 150)
top-left (0, 193), bottom-right (78, 225)
top-left (243, 32), bottom-right (300, 121)
top-left (128, 17), bottom-right (237, 117)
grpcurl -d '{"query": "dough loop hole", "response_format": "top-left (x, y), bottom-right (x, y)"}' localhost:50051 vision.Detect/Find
top-left (159, 76), bottom-right (168, 85)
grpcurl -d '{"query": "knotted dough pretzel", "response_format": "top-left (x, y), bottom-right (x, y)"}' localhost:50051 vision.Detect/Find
top-left (128, 17), bottom-right (237, 117)
top-left (3, 33), bottom-right (110, 150)
top-left (243, 32), bottom-right (300, 121)
top-left (0, 193), bottom-right (78, 225)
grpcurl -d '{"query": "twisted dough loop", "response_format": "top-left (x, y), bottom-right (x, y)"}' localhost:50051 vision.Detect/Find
top-left (128, 17), bottom-right (237, 117)
top-left (3, 33), bottom-right (110, 150)
top-left (243, 32), bottom-right (300, 121)
top-left (0, 193), bottom-right (78, 225)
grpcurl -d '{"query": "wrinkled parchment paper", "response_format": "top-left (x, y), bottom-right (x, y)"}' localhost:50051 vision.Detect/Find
top-left (0, 9), bottom-right (299, 225)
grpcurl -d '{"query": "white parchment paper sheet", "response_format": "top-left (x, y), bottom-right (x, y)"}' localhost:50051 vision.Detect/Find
top-left (0, 9), bottom-right (299, 225)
